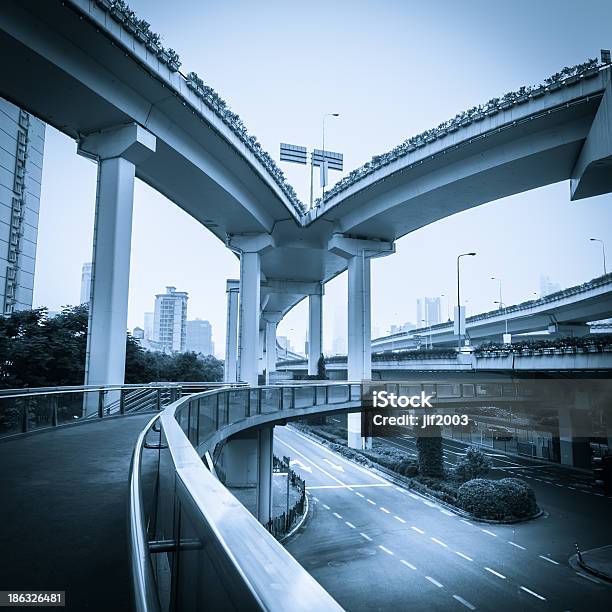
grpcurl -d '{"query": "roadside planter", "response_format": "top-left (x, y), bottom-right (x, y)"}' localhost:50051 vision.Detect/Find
top-left (584, 67), bottom-right (599, 79)
top-left (109, 5), bottom-right (126, 22)
top-left (530, 86), bottom-right (546, 98)
top-left (95, 0), bottom-right (112, 10)
top-left (547, 81), bottom-right (563, 91)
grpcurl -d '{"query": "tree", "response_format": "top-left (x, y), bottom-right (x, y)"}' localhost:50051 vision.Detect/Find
top-left (317, 354), bottom-right (327, 380)
top-left (416, 424), bottom-right (444, 478)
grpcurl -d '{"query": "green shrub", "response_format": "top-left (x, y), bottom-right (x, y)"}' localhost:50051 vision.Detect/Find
top-left (453, 447), bottom-right (491, 482)
top-left (416, 425), bottom-right (444, 478)
top-left (457, 477), bottom-right (538, 520)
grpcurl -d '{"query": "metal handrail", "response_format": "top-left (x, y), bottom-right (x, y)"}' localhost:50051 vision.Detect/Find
top-left (128, 413), bottom-right (162, 612)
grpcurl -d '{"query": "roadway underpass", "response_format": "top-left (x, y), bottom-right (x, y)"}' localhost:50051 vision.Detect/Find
top-left (275, 423), bottom-right (611, 611)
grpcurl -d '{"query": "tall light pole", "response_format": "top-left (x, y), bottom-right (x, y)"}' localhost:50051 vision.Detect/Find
top-left (457, 253), bottom-right (476, 350)
top-left (491, 277), bottom-right (503, 310)
top-left (322, 113), bottom-right (340, 200)
top-left (494, 301), bottom-right (509, 335)
top-left (589, 238), bottom-right (607, 275)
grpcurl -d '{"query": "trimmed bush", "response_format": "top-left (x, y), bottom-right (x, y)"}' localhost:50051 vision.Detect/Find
top-left (453, 447), bottom-right (491, 482)
top-left (416, 425), bottom-right (444, 478)
top-left (457, 478), bottom-right (538, 520)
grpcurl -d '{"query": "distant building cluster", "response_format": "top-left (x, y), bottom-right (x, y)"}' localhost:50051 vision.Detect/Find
top-left (539, 275), bottom-right (562, 297)
top-left (79, 272), bottom-right (215, 356)
top-left (417, 296), bottom-right (441, 327)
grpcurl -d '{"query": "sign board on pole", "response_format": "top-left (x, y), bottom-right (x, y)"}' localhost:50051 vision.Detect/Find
top-left (453, 306), bottom-right (466, 336)
top-left (280, 143), bottom-right (307, 165)
top-left (503, 333), bottom-right (512, 345)
top-left (311, 149), bottom-right (343, 171)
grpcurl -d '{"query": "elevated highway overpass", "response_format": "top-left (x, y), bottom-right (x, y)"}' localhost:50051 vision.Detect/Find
top-left (372, 273), bottom-right (612, 351)
top-left (2, 0), bottom-right (612, 399)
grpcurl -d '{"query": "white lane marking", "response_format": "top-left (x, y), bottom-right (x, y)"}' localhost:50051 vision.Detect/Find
top-left (538, 555), bottom-right (559, 565)
top-left (307, 483), bottom-right (392, 489)
top-left (407, 492), bottom-right (420, 500)
top-left (395, 486), bottom-right (404, 492)
top-left (367, 499), bottom-right (376, 505)
top-left (440, 509), bottom-right (454, 516)
top-left (312, 496), bottom-right (319, 502)
top-left (431, 537), bottom-right (448, 548)
top-left (453, 595), bottom-right (476, 610)
top-left (379, 545), bottom-right (395, 555)
top-left (508, 541), bottom-right (526, 550)
top-left (400, 559), bottom-right (417, 570)
top-left (289, 459), bottom-right (313, 473)
top-left (481, 529), bottom-right (497, 537)
top-left (331, 418), bottom-right (341, 423)
top-left (360, 532), bottom-right (372, 541)
top-left (323, 458), bottom-right (345, 472)
top-left (345, 521), bottom-right (356, 529)
top-left (484, 567), bottom-right (506, 579)
top-left (380, 507), bottom-right (390, 514)
top-left (411, 526), bottom-right (425, 534)
top-left (422, 499), bottom-right (438, 508)
top-left (285, 428), bottom-right (388, 483)
top-left (460, 519), bottom-right (473, 526)
top-left (520, 586), bottom-right (546, 601)
top-left (594, 493), bottom-right (604, 497)
top-left (394, 516), bottom-right (406, 523)
top-left (322, 504), bottom-right (330, 510)
top-left (333, 512), bottom-right (342, 519)
top-left (455, 551), bottom-right (473, 561)
top-left (355, 491), bottom-right (364, 498)
top-left (576, 571), bottom-right (601, 584)
top-left (425, 576), bottom-right (443, 588)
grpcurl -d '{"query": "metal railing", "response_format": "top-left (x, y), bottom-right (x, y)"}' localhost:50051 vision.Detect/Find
top-left (0, 382), bottom-right (245, 440)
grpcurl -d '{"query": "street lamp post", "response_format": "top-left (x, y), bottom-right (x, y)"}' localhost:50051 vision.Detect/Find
top-left (589, 238), bottom-right (607, 275)
top-left (321, 113), bottom-right (340, 201)
top-left (491, 276), bottom-right (508, 338)
top-left (457, 253), bottom-right (476, 350)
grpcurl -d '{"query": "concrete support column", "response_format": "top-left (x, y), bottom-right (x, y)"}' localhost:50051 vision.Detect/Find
top-left (557, 402), bottom-right (591, 468)
top-left (224, 280), bottom-right (239, 383)
top-left (308, 288), bottom-right (323, 376)
top-left (77, 124), bottom-right (155, 411)
top-left (328, 235), bottom-right (394, 449)
top-left (257, 426), bottom-right (274, 525)
top-left (263, 312), bottom-right (282, 384)
top-left (229, 234), bottom-right (275, 387)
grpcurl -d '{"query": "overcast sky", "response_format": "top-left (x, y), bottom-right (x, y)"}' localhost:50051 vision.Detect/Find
top-left (33, 0), bottom-right (612, 356)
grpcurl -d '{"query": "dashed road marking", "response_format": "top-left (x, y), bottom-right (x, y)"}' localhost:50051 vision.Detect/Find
top-left (394, 516), bottom-right (406, 523)
top-left (425, 576), bottom-right (443, 588)
top-left (360, 532), bottom-right (372, 541)
top-left (367, 499), bottom-right (376, 505)
top-left (454, 551), bottom-right (473, 561)
top-left (411, 526), bottom-right (425, 534)
top-left (355, 492), bottom-right (364, 498)
top-left (481, 529), bottom-right (497, 537)
top-left (400, 560), bottom-right (417, 570)
top-left (333, 512), bottom-right (342, 519)
top-left (508, 541), bottom-right (526, 550)
top-left (322, 504), bottom-right (330, 510)
top-left (431, 537), bottom-right (447, 548)
top-left (484, 567), bottom-right (506, 579)
top-left (440, 509), bottom-right (454, 516)
top-left (460, 519), bottom-right (473, 526)
top-left (345, 521), bottom-right (355, 529)
top-left (538, 555), bottom-right (559, 565)
top-left (576, 571), bottom-right (601, 584)
top-left (379, 545), bottom-right (394, 555)
top-left (380, 507), bottom-right (390, 514)
top-left (453, 594), bottom-right (476, 610)
top-left (520, 586), bottom-right (546, 601)
top-left (312, 496), bottom-right (319, 502)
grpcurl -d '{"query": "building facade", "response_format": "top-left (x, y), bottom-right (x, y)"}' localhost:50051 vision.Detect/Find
top-left (185, 318), bottom-right (214, 356)
top-left (416, 296), bottom-right (441, 327)
top-left (80, 262), bottom-right (92, 304)
top-left (153, 286), bottom-right (188, 353)
top-left (0, 98), bottom-right (46, 314)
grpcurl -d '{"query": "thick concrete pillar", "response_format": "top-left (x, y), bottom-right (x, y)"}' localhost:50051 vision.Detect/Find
top-left (308, 288), bottom-right (323, 376)
top-left (78, 124), bottom-right (155, 411)
top-left (558, 403), bottom-right (591, 468)
top-left (229, 234), bottom-right (275, 387)
top-left (224, 280), bottom-right (239, 383)
top-left (257, 426), bottom-right (274, 525)
top-left (263, 312), bottom-right (282, 384)
top-left (329, 236), bottom-right (394, 448)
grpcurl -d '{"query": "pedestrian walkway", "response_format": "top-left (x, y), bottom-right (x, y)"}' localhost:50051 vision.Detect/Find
top-left (0, 415), bottom-right (152, 611)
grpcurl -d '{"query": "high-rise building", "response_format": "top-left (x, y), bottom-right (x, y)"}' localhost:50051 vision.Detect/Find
top-left (539, 275), bottom-right (562, 298)
top-left (80, 262), bottom-right (92, 304)
top-left (153, 286), bottom-right (188, 353)
top-left (185, 318), bottom-right (214, 356)
top-left (1, 98), bottom-right (46, 315)
top-left (143, 312), bottom-right (154, 341)
top-left (417, 297), bottom-right (441, 327)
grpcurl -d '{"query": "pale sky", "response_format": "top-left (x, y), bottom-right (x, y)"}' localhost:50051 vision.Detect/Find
top-left (33, 0), bottom-right (612, 356)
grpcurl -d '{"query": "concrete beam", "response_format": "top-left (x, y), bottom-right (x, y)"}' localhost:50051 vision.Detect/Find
top-left (78, 123), bottom-right (156, 164)
top-left (571, 76), bottom-right (612, 200)
top-left (261, 280), bottom-right (323, 295)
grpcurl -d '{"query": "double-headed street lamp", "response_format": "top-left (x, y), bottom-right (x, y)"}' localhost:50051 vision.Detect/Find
top-left (589, 238), bottom-right (607, 275)
top-left (491, 276), bottom-right (509, 337)
top-left (321, 113), bottom-right (340, 200)
top-left (457, 252), bottom-right (476, 350)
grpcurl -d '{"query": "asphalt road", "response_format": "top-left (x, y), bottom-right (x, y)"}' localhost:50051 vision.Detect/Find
top-left (275, 425), bottom-right (611, 611)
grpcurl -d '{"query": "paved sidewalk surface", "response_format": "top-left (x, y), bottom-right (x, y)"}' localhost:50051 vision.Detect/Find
top-left (0, 415), bottom-right (152, 611)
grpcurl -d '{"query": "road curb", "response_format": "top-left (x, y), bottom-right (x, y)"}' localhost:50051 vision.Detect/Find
top-left (289, 425), bottom-right (543, 525)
